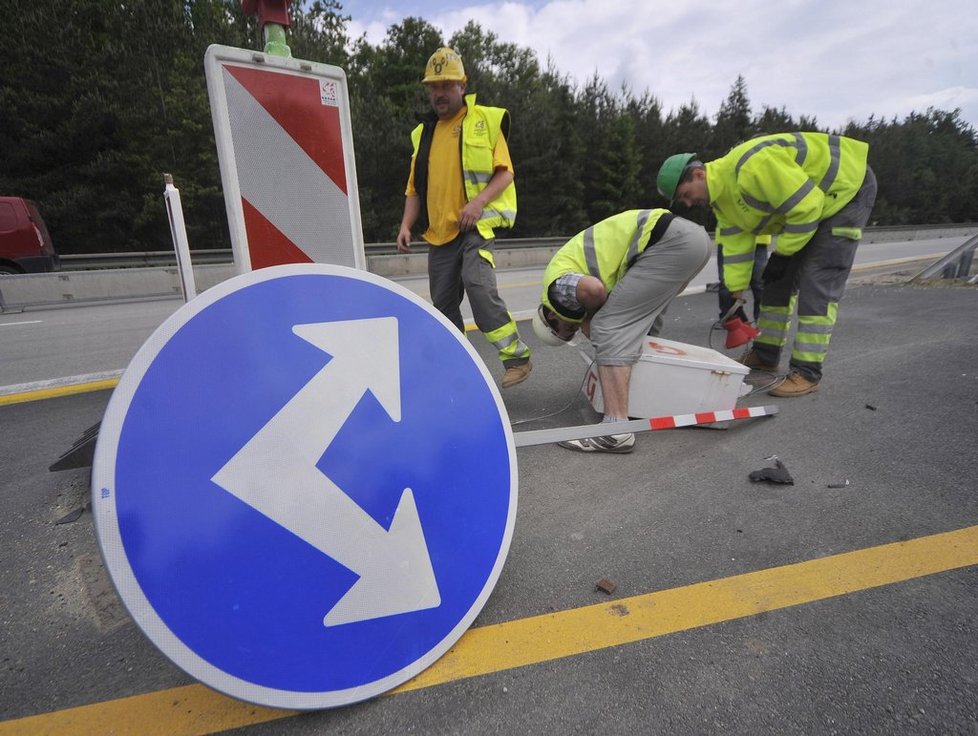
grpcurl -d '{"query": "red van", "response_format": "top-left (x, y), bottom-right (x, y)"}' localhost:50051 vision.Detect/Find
top-left (0, 196), bottom-right (61, 274)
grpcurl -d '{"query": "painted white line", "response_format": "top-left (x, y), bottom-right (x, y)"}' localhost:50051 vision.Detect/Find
top-left (0, 320), bottom-right (43, 327)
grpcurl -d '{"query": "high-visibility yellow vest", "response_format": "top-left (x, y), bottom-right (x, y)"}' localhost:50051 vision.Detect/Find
top-left (708, 132), bottom-right (869, 291)
top-left (541, 209), bottom-right (674, 322)
top-left (410, 94), bottom-right (517, 239)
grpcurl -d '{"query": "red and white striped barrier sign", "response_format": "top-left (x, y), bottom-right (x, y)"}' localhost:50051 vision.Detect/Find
top-left (205, 45), bottom-right (365, 273)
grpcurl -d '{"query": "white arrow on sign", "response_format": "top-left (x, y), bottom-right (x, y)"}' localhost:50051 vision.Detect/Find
top-left (211, 317), bottom-right (441, 627)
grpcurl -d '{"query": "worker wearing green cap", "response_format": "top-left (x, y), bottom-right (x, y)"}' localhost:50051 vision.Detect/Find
top-left (657, 133), bottom-right (877, 396)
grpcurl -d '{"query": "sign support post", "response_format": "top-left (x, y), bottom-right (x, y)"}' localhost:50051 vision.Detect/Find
top-left (163, 174), bottom-right (197, 302)
top-left (240, 0), bottom-right (293, 57)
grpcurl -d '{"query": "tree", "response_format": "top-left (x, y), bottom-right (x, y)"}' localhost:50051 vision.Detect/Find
top-left (753, 105), bottom-right (798, 134)
top-left (848, 109), bottom-right (978, 225)
top-left (346, 18), bottom-right (441, 240)
top-left (588, 105), bottom-right (642, 221)
top-left (3, 2), bottom-right (976, 253)
top-left (508, 60), bottom-right (587, 236)
top-left (1, 0), bottom-right (198, 253)
top-left (710, 75), bottom-right (753, 158)
top-left (628, 92), bottom-right (667, 207)
top-left (287, 0), bottom-right (350, 66)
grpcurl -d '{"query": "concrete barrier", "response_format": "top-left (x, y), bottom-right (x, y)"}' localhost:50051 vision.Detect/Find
top-left (0, 264), bottom-right (235, 311)
top-left (2, 225), bottom-right (975, 312)
top-left (365, 242), bottom-right (559, 278)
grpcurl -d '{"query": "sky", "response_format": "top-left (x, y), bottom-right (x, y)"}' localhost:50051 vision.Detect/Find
top-left (339, 0), bottom-right (978, 132)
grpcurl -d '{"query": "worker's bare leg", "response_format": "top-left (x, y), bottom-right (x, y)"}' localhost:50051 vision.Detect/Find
top-left (598, 364), bottom-right (632, 419)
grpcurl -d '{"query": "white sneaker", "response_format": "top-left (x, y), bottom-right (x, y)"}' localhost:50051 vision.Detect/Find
top-left (558, 433), bottom-right (635, 454)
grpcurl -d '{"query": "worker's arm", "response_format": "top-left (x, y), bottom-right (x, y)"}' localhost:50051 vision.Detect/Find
top-left (576, 276), bottom-right (608, 314)
top-left (459, 167), bottom-right (513, 232)
top-left (558, 275), bottom-right (607, 339)
top-left (717, 231), bottom-right (758, 293)
top-left (397, 195), bottom-right (421, 253)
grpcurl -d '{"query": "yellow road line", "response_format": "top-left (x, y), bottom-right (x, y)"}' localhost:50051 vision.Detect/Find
top-left (0, 378), bottom-right (119, 406)
top-left (2, 524), bottom-right (976, 736)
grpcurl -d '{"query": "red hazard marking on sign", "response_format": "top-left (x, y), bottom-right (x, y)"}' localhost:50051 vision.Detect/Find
top-left (226, 64), bottom-right (348, 194)
top-left (649, 416), bottom-right (676, 430)
top-left (242, 199), bottom-right (312, 269)
top-left (647, 341), bottom-right (687, 356)
top-left (732, 407), bottom-right (752, 420)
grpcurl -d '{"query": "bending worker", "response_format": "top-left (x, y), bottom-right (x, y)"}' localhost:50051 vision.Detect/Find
top-left (397, 47), bottom-right (532, 389)
top-left (533, 209), bottom-right (710, 453)
top-left (657, 132), bottom-right (877, 397)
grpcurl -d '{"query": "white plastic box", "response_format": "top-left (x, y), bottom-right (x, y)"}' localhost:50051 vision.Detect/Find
top-left (583, 337), bottom-right (751, 418)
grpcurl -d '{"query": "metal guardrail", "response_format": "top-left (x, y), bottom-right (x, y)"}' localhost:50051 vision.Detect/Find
top-left (55, 224), bottom-right (978, 271)
top-left (59, 237), bottom-right (570, 271)
top-left (59, 249), bottom-right (233, 270)
top-left (909, 233), bottom-right (978, 282)
top-left (3, 223), bottom-right (972, 313)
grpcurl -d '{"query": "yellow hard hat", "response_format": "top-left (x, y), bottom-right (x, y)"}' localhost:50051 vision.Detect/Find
top-left (422, 47), bottom-right (467, 84)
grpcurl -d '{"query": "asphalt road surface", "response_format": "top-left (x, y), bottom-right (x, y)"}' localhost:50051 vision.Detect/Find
top-left (1, 257), bottom-right (976, 735)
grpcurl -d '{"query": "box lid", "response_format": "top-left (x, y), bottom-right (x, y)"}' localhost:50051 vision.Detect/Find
top-left (639, 337), bottom-right (750, 375)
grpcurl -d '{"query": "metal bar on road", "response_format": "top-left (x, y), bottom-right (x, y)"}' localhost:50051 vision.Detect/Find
top-left (512, 405), bottom-right (779, 447)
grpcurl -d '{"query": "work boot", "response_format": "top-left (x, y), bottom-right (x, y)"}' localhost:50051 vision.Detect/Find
top-left (501, 361), bottom-right (532, 388)
top-left (739, 348), bottom-right (778, 372)
top-left (769, 370), bottom-right (820, 397)
top-left (558, 433), bottom-right (635, 454)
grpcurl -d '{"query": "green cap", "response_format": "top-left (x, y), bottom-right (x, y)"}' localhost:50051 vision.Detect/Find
top-left (656, 152), bottom-right (697, 201)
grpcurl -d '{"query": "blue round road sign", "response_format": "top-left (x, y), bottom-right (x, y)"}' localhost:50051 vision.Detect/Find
top-left (92, 264), bottom-right (518, 708)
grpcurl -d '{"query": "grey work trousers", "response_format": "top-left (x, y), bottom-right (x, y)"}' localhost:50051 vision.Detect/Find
top-left (590, 218), bottom-right (712, 366)
top-left (427, 229), bottom-right (528, 366)
top-left (753, 166), bottom-right (878, 381)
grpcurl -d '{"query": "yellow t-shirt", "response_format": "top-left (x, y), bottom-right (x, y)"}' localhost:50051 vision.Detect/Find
top-left (406, 106), bottom-right (514, 245)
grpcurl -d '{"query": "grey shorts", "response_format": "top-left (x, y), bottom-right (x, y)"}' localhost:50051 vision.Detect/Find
top-left (590, 217), bottom-right (711, 366)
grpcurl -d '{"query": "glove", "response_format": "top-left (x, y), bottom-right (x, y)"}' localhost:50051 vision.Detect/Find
top-left (761, 253), bottom-right (791, 283)
top-left (748, 459), bottom-right (794, 485)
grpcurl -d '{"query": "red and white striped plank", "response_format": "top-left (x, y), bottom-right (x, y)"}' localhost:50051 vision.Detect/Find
top-left (512, 405), bottom-right (779, 448)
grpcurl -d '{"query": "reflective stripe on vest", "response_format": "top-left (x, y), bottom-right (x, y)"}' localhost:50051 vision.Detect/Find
top-left (734, 133), bottom-right (845, 199)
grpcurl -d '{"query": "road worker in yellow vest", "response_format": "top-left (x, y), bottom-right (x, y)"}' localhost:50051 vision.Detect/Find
top-left (657, 133), bottom-right (878, 396)
top-left (397, 47), bottom-right (531, 389)
top-left (532, 210), bottom-right (711, 453)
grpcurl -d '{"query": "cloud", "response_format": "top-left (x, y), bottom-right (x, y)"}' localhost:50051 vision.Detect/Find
top-left (344, 0), bottom-right (978, 130)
